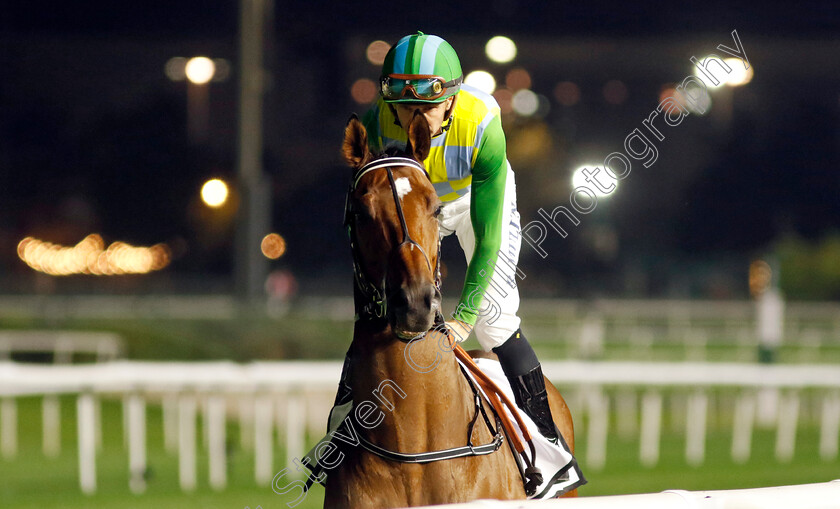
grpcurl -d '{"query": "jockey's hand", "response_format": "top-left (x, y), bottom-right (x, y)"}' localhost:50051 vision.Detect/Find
top-left (444, 320), bottom-right (473, 344)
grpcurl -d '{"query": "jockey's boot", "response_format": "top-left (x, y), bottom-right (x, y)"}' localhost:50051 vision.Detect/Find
top-left (493, 328), bottom-right (560, 444)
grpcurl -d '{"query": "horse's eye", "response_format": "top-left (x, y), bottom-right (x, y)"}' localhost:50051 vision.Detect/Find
top-left (433, 205), bottom-right (443, 218)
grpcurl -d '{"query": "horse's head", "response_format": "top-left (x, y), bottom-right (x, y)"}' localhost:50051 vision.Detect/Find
top-left (342, 112), bottom-right (443, 339)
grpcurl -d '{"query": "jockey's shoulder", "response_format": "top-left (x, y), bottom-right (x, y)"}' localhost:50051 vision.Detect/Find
top-left (454, 84), bottom-right (501, 120)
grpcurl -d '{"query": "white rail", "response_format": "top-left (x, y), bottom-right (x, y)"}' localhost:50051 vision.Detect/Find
top-left (0, 330), bottom-right (124, 363)
top-left (1, 360), bottom-right (839, 494)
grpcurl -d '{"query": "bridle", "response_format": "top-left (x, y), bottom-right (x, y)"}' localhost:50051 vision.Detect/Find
top-left (343, 156), bottom-right (442, 322)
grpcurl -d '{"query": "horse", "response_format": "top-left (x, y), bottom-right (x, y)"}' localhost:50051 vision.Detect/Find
top-left (325, 112), bottom-right (577, 508)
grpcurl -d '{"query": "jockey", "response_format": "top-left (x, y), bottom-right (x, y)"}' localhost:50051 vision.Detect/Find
top-left (335, 31), bottom-right (561, 444)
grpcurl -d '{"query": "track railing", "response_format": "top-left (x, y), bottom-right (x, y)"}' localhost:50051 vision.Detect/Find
top-left (1, 360), bottom-right (839, 494)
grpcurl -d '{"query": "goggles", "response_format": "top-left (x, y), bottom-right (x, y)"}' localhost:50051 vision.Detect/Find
top-left (380, 74), bottom-right (462, 101)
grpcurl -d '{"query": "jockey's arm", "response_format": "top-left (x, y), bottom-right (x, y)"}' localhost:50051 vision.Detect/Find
top-left (451, 114), bottom-right (508, 330)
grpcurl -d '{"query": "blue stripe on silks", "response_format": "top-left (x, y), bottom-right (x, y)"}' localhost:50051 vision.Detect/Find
top-left (418, 36), bottom-right (444, 75)
top-left (430, 136), bottom-right (446, 148)
top-left (461, 83), bottom-right (498, 111)
top-left (444, 144), bottom-right (474, 180)
top-left (474, 112), bottom-right (495, 148)
top-left (393, 41), bottom-right (408, 74)
top-left (433, 181), bottom-right (456, 197)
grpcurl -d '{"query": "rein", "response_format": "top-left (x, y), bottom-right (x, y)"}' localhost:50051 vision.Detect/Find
top-left (344, 156), bottom-right (442, 322)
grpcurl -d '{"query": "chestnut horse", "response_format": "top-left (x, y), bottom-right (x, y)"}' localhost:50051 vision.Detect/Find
top-left (325, 113), bottom-right (577, 508)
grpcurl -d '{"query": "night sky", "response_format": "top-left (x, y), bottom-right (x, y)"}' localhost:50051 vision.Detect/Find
top-left (2, 1), bottom-right (838, 298)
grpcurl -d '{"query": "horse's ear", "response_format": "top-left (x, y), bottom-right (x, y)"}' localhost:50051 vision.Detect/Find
top-left (406, 111), bottom-right (431, 162)
top-left (342, 114), bottom-right (370, 169)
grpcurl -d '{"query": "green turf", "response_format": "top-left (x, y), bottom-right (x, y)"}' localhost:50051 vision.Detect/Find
top-left (2, 393), bottom-right (838, 508)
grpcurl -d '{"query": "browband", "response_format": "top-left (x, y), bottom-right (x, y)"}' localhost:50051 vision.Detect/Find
top-left (352, 157), bottom-right (427, 190)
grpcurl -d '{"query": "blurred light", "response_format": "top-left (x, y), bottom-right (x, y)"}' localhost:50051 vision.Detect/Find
top-left (366, 40), bottom-right (391, 66)
top-left (505, 68), bottom-right (531, 91)
top-left (535, 94), bottom-right (551, 118)
top-left (465, 70), bottom-right (496, 95)
top-left (351, 78), bottom-right (378, 104)
top-left (485, 36), bottom-right (517, 63)
top-left (512, 89), bottom-right (538, 116)
top-left (659, 86), bottom-right (681, 114)
top-left (724, 58), bottom-right (753, 86)
top-left (165, 57), bottom-right (188, 81)
top-left (185, 57), bottom-right (216, 85)
top-left (573, 165), bottom-right (618, 198)
top-left (602, 80), bottom-right (628, 105)
top-left (493, 88), bottom-right (514, 115)
top-left (261, 233), bottom-right (287, 259)
top-left (659, 84), bottom-right (712, 115)
top-left (693, 55), bottom-right (737, 89)
top-left (201, 179), bottom-right (229, 208)
top-left (17, 235), bottom-right (170, 276)
top-left (508, 121), bottom-right (553, 163)
top-left (554, 81), bottom-right (580, 106)
top-left (211, 58), bottom-right (231, 82)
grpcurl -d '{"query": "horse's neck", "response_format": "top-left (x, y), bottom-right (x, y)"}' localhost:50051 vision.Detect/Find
top-left (350, 321), bottom-right (475, 452)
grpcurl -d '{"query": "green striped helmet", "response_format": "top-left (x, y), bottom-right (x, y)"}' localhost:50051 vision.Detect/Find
top-left (380, 32), bottom-right (463, 104)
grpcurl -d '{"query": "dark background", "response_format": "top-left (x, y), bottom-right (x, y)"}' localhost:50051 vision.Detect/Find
top-left (2, 1), bottom-right (839, 299)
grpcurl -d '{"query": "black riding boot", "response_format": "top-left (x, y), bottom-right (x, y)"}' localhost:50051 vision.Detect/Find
top-left (492, 328), bottom-right (559, 443)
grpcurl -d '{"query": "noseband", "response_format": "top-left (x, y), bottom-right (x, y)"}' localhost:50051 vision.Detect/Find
top-left (344, 156), bottom-right (442, 321)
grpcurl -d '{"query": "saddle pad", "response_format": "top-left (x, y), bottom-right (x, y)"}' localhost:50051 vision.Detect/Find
top-left (465, 357), bottom-right (586, 498)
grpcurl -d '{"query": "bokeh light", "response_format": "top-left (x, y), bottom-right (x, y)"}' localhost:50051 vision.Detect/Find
top-left (366, 40), bottom-right (391, 66)
top-left (185, 57), bottom-right (215, 85)
top-left (603, 79), bottom-right (628, 104)
top-left (485, 36), bottom-right (517, 63)
top-left (493, 88), bottom-right (514, 115)
top-left (659, 86), bottom-right (682, 115)
top-left (17, 235), bottom-right (171, 276)
top-left (505, 68), bottom-right (532, 91)
top-left (201, 179), bottom-right (229, 208)
top-left (723, 58), bottom-right (753, 86)
top-left (693, 55), bottom-right (748, 89)
top-left (351, 78), bottom-right (378, 104)
top-left (465, 70), bottom-right (496, 95)
top-left (166, 57), bottom-right (229, 83)
top-left (554, 81), bottom-right (581, 106)
top-left (572, 165), bottom-right (618, 198)
top-left (512, 89), bottom-right (539, 116)
top-left (165, 57), bottom-right (188, 81)
top-left (261, 233), bottom-right (287, 259)
top-left (667, 82), bottom-right (712, 115)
